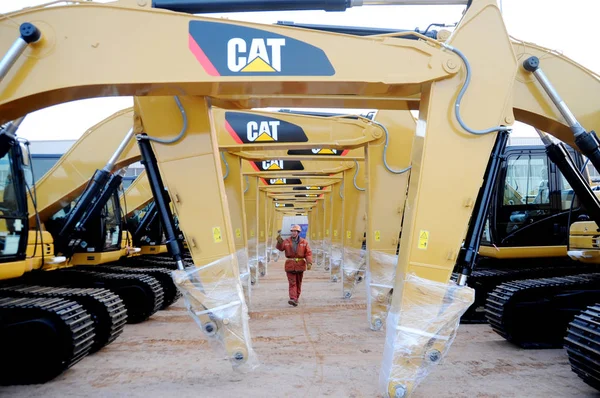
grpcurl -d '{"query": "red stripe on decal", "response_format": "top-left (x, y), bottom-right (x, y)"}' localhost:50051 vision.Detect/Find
top-left (260, 178), bottom-right (268, 185)
top-left (224, 120), bottom-right (243, 144)
top-left (188, 34), bottom-right (220, 77)
top-left (341, 149), bottom-right (349, 156)
top-left (250, 162), bottom-right (260, 171)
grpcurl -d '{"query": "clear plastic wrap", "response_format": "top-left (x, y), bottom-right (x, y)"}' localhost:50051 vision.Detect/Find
top-left (322, 238), bottom-right (332, 271)
top-left (269, 247), bottom-right (280, 262)
top-left (236, 248), bottom-right (251, 307)
top-left (257, 242), bottom-right (267, 277)
top-left (247, 238), bottom-right (258, 286)
top-left (266, 237), bottom-right (278, 263)
top-left (330, 244), bottom-right (343, 282)
top-left (379, 273), bottom-right (475, 397)
top-left (171, 253), bottom-right (260, 372)
top-left (310, 239), bottom-right (323, 268)
top-left (342, 246), bottom-right (367, 298)
top-left (366, 250), bottom-right (397, 331)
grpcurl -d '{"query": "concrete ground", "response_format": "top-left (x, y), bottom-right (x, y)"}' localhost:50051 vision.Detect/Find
top-left (2, 259), bottom-right (598, 398)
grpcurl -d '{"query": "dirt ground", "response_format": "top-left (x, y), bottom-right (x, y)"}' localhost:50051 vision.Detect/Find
top-left (2, 259), bottom-right (598, 398)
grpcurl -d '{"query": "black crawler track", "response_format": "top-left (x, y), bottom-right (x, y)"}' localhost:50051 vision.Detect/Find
top-left (564, 304), bottom-right (600, 392)
top-left (0, 285), bottom-right (127, 352)
top-left (21, 269), bottom-right (164, 324)
top-left (0, 296), bottom-right (95, 385)
top-left (79, 265), bottom-right (182, 309)
top-left (485, 273), bottom-right (600, 348)
top-left (454, 263), bottom-right (600, 324)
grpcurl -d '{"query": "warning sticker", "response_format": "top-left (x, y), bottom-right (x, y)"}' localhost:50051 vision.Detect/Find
top-left (375, 230), bottom-right (381, 242)
top-left (235, 228), bottom-right (241, 238)
top-left (250, 230), bottom-right (255, 237)
top-left (213, 227), bottom-right (223, 243)
top-left (346, 230), bottom-right (352, 239)
top-left (334, 230), bottom-right (338, 237)
top-left (418, 230), bottom-right (429, 250)
top-left (260, 230), bottom-right (264, 238)
top-left (326, 229), bottom-right (330, 237)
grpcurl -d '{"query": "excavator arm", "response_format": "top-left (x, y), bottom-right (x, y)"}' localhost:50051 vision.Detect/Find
top-left (4, 0), bottom-right (598, 395)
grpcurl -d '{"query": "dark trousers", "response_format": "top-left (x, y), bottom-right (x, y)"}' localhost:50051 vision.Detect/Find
top-left (286, 271), bottom-right (304, 301)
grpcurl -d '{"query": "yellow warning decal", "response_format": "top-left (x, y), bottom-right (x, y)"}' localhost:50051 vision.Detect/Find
top-left (375, 230), bottom-right (381, 242)
top-left (346, 230), bottom-right (352, 239)
top-left (250, 230), bottom-right (255, 237)
top-left (213, 227), bottom-right (222, 243)
top-left (312, 232), bottom-right (316, 238)
top-left (260, 230), bottom-right (264, 238)
top-left (326, 229), bottom-right (330, 237)
top-left (418, 230), bottom-right (429, 250)
top-left (235, 228), bottom-right (241, 238)
top-left (334, 230), bottom-right (338, 237)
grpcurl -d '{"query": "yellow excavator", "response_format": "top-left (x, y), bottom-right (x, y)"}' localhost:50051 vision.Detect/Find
top-left (2, 0), bottom-right (600, 395)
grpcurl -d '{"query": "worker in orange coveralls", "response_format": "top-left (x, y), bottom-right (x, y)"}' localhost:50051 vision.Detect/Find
top-left (276, 224), bottom-right (313, 307)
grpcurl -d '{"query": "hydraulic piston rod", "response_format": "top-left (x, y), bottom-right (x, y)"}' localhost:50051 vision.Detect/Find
top-left (455, 130), bottom-right (509, 285)
top-left (535, 128), bottom-right (600, 229)
top-left (0, 23), bottom-right (41, 82)
top-left (524, 56), bottom-right (600, 174)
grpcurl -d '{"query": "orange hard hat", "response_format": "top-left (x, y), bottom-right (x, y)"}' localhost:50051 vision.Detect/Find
top-left (290, 225), bottom-right (302, 232)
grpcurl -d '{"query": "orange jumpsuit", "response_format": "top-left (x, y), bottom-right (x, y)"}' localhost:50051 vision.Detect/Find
top-left (276, 236), bottom-right (313, 301)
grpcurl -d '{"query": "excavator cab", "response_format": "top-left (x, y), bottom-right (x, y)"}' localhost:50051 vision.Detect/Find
top-left (484, 145), bottom-right (586, 248)
top-left (44, 183), bottom-right (125, 258)
top-left (0, 135), bottom-right (28, 263)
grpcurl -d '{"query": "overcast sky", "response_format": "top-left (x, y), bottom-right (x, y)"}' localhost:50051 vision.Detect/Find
top-left (1, 0), bottom-right (598, 141)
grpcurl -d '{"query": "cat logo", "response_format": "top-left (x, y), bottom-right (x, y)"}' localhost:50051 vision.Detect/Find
top-left (224, 112), bottom-right (308, 144)
top-left (247, 120), bottom-right (280, 142)
top-left (263, 177), bottom-right (302, 185)
top-left (262, 160), bottom-right (283, 170)
top-left (227, 38), bottom-right (285, 73)
top-left (293, 185), bottom-right (323, 191)
top-left (251, 159), bottom-right (304, 172)
top-left (189, 21), bottom-right (335, 77)
top-left (312, 148), bottom-right (338, 154)
top-left (287, 148), bottom-right (349, 156)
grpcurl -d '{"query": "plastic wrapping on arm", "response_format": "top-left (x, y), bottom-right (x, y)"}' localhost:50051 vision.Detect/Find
top-left (311, 239), bottom-right (323, 267)
top-left (236, 248), bottom-right (251, 307)
top-left (366, 250), bottom-right (397, 331)
top-left (322, 237), bottom-right (332, 271)
top-left (257, 242), bottom-right (267, 277)
top-left (330, 244), bottom-right (343, 282)
top-left (171, 253), bottom-right (259, 372)
top-left (247, 237), bottom-right (258, 285)
top-left (379, 274), bottom-right (474, 397)
top-left (342, 246), bottom-right (367, 298)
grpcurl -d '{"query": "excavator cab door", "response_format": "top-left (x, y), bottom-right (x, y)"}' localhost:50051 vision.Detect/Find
top-left (0, 143), bottom-right (29, 262)
top-left (488, 145), bottom-right (584, 247)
